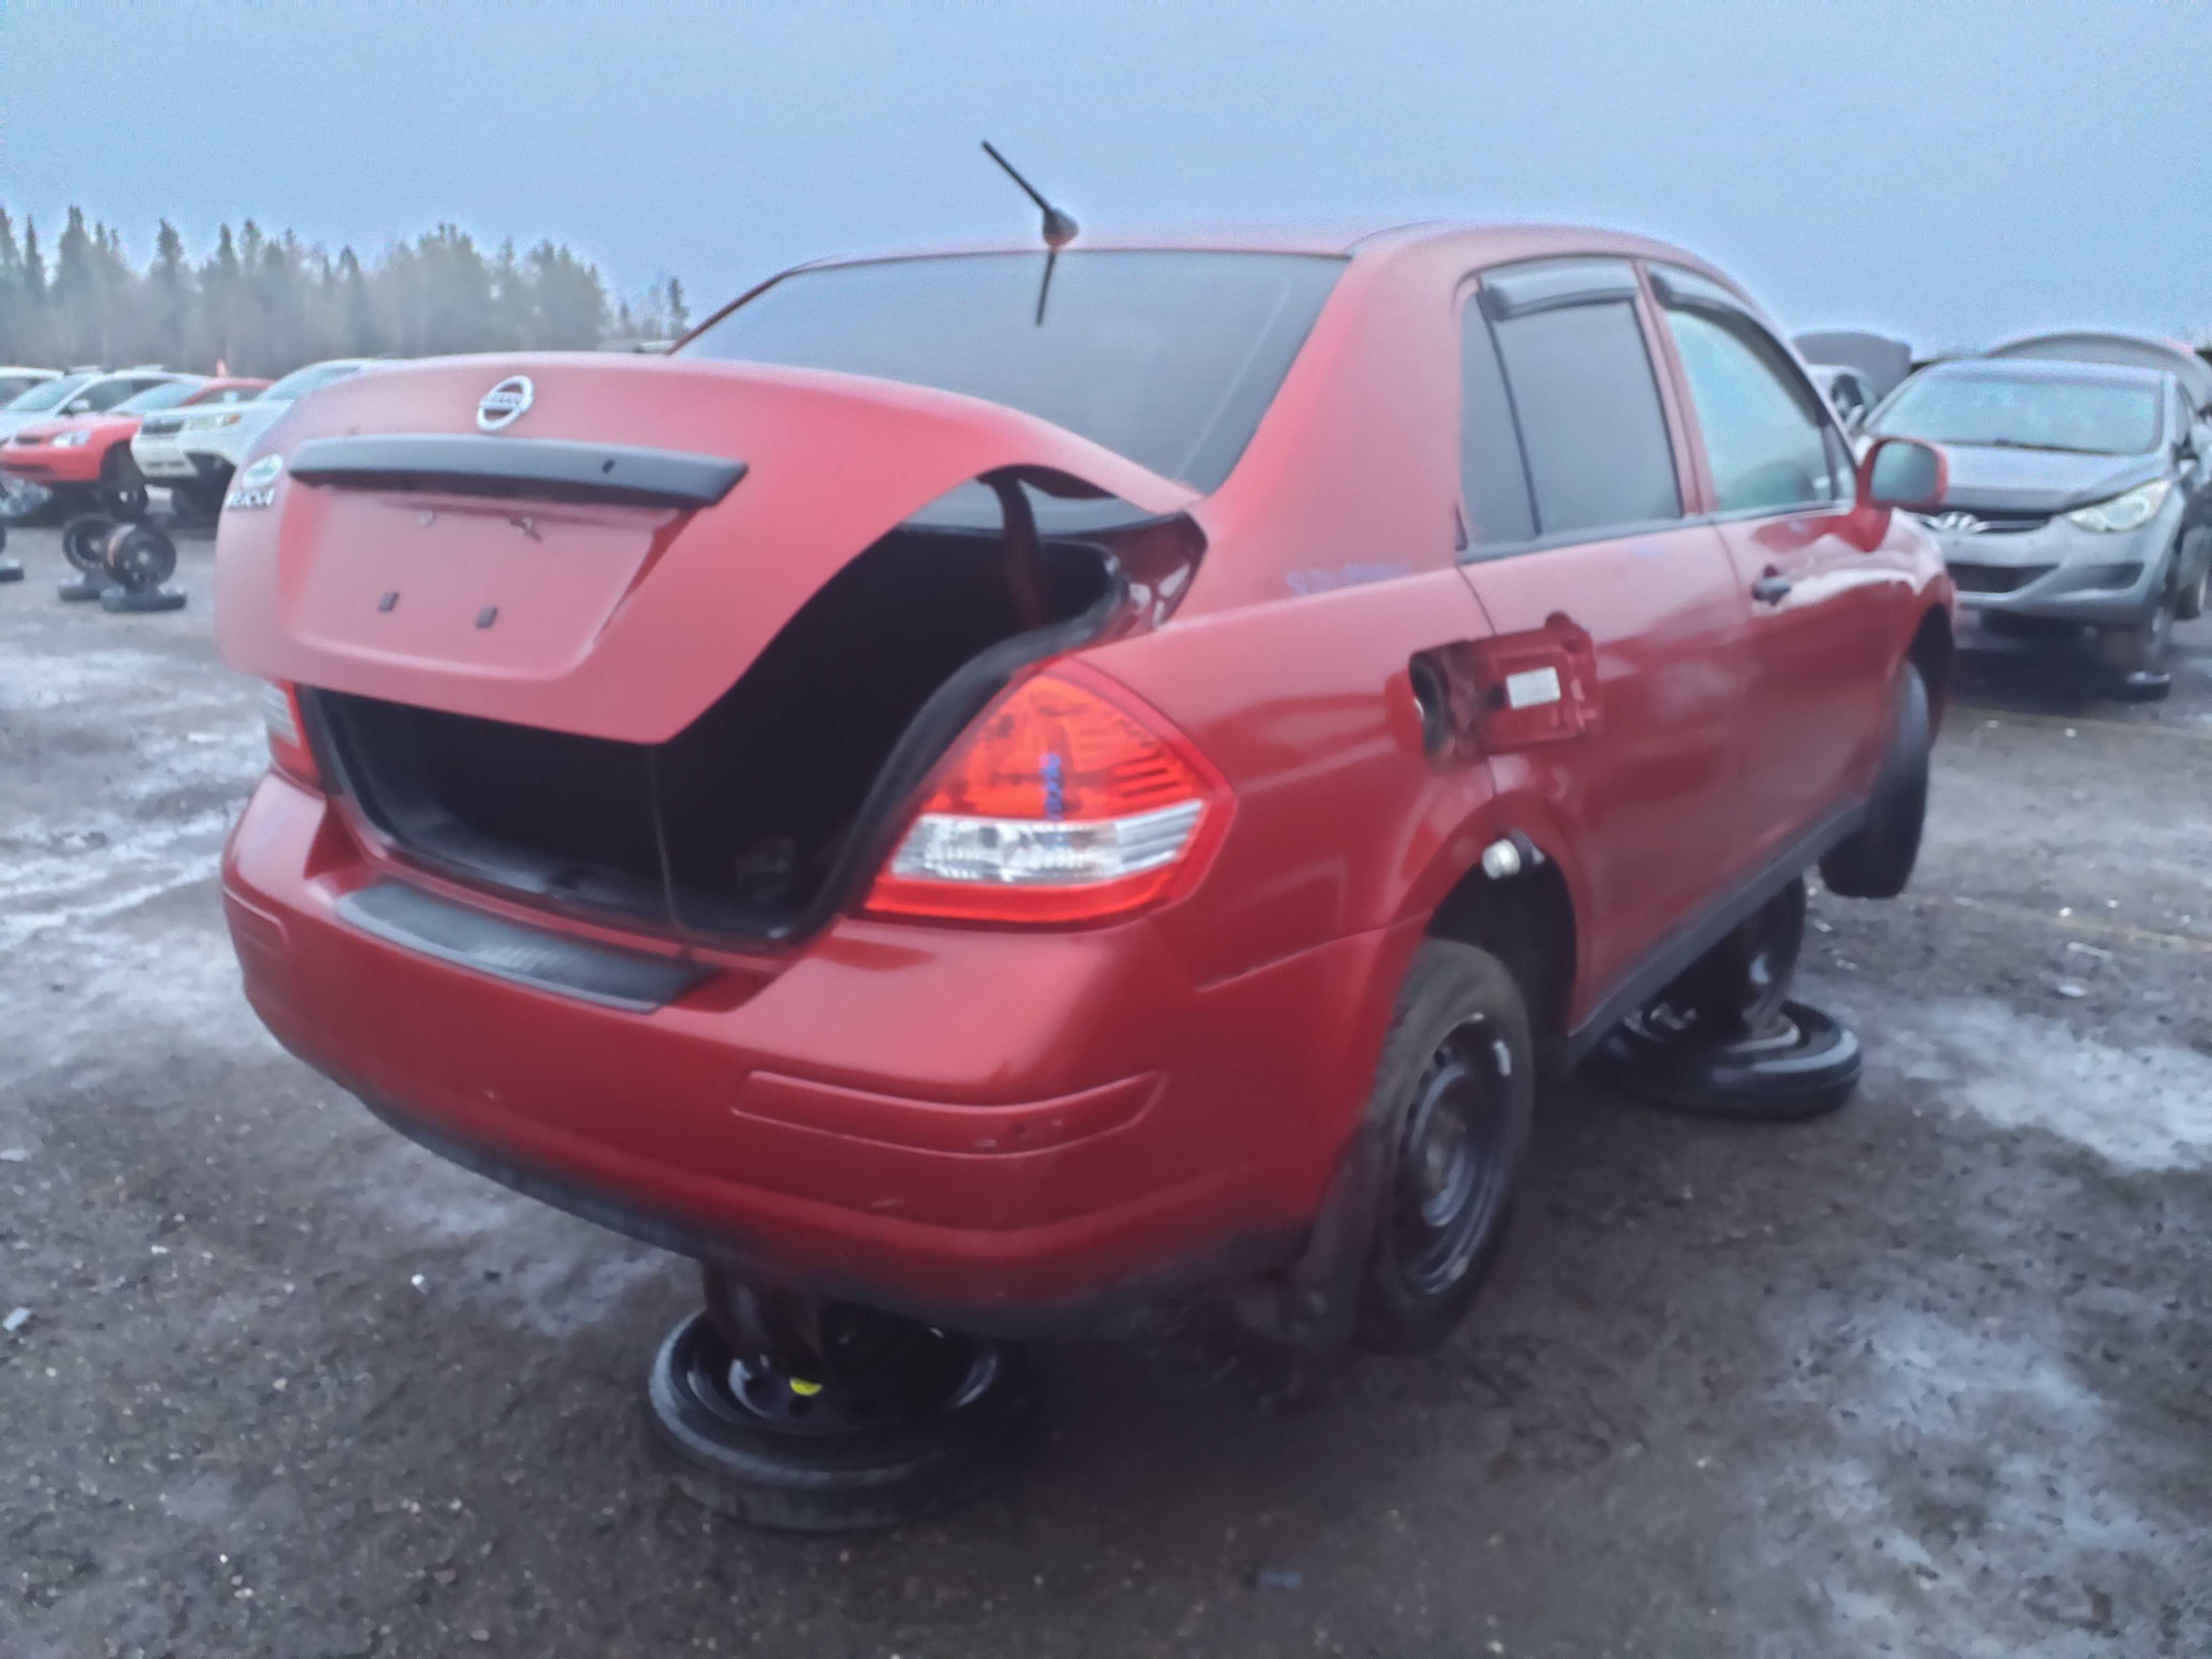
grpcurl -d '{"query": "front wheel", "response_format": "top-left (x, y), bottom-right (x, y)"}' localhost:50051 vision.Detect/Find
top-left (98, 450), bottom-right (150, 522)
top-left (2172, 528), bottom-right (2210, 622)
top-left (1354, 939), bottom-right (1535, 1354)
top-left (2098, 593), bottom-right (2173, 701)
top-left (1820, 663), bottom-right (1932, 899)
top-left (165, 480), bottom-right (222, 526)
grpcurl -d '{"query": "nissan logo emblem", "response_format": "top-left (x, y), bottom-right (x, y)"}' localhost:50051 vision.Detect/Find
top-left (476, 375), bottom-right (534, 432)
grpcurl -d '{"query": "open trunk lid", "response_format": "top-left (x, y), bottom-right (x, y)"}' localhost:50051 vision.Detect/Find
top-left (216, 353), bottom-right (1196, 744)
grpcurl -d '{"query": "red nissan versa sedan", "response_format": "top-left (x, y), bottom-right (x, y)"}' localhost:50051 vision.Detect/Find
top-left (216, 223), bottom-right (1953, 1362)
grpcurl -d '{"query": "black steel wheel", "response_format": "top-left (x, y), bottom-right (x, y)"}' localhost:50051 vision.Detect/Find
top-left (60, 513), bottom-right (117, 577)
top-left (646, 1306), bottom-right (1036, 1533)
top-left (98, 468), bottom-right (150, 522)
top-left (1388, 1025), bottom-right (1516, 1298)
top-left (1354, 939), bottom-right (1535, 1354)
top-left (102, 521), bottom-right (177, 592)
top-left (1665, 877), bottom-right (1806, 1035)
top-left (1595, 997), bottom-right (1860, 1121)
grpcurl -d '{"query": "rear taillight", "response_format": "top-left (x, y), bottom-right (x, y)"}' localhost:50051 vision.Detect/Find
top-left (261, 679), bottom-right (320, 788)
top-left (864, 667), bottom-right (1229, 925)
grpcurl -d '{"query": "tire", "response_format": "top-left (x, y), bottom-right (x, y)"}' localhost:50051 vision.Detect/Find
top-left (2098, 591), bottom-right (2173, 701)
top-left (98, 450), bottom-right (150, 522)
top-left (1352, 939), bottom-right (1535, 1354)
top-left (1666, 877), bottom-right (1806, 1035)
top-left (166, 480), bottom-right (222, 527)
top-left (2172, 528), bottom-right (2210, 622)
top-left (645, 1309), bottom-right (1036, 1533)
top-left (60, 513), bottom-right (117, 577)
top-left (1820, 664), bottom-right (1930, 900)
top-left (1596, 999), bottom-right (1860, 1120)
top-left (102, 522), bottom-right (177, 591)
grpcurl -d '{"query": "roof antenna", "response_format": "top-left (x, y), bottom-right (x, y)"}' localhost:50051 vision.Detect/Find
top-left (981, 141), bottom-right (1078, 325)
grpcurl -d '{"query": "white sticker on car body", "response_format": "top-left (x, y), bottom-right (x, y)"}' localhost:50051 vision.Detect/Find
top-left (1504, 666), bottom-right (1563, 709)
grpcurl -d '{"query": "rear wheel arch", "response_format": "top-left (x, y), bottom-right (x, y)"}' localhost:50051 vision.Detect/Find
top-left (1425, 845), bottom-right (1577, 1078)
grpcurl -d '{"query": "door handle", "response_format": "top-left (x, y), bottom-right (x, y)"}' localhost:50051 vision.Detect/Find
top-left (1751, 572), bottom-right (1794, 604)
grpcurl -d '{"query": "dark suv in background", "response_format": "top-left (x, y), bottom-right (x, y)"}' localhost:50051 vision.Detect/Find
top-left (1867, 339), bottom-right (2212, 698)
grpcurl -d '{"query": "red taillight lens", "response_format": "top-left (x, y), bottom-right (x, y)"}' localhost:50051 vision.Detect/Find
top-left (864, 668), bottom-right (1228, 925)
top-left (261, 679), bottom-right (320, 788)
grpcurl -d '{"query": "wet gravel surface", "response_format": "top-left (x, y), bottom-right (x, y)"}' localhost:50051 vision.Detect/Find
top-left (3, 517), bottom-right (2208, 1658)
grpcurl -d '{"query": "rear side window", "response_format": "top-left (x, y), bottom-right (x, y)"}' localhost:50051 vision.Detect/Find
top-left (1458, 302), bottom-right (1536, 544)
top-left (682, 251), bottom-right (1343, 492)
top-left (1664, 307), bottom-right (1844, 511)
top-left (81, 378), bottom-right (155, 413)
top-left (1483, 298), bottom-right (1681, 539)
top-left (114, 381), bottom-right (204, 415)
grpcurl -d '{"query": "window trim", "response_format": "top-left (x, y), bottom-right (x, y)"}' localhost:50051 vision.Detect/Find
top-left (1452, 259), bottom-right (1700, 565)
top-left (1645, 261), bottom-right (1858, 519)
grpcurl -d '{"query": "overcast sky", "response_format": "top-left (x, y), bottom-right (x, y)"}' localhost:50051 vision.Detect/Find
top-left (12, 0), bottom-right (2208, 350)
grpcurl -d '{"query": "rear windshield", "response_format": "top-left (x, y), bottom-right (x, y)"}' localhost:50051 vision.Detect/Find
top-left (681, 251), bottom-right (1344, 491)
top-left (114, 380), bottom-right (206, 415)
top-left (1872, 371), bottom-right (2162, 456)
top-left (264, 362), bottom-right (364, 402)
top-left (6, 374), bottom-right (89, 413)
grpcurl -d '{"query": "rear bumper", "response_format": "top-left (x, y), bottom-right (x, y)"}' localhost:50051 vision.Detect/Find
top-left (221, 773), bottom-right (1402, 1335)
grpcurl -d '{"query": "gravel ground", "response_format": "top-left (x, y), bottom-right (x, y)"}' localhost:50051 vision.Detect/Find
top-left (3, 513), bottom-right (2208, 1659)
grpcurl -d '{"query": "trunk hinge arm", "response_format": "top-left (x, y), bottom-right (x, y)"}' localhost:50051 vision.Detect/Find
top-left (984, 469), bottom-right (1048, 633)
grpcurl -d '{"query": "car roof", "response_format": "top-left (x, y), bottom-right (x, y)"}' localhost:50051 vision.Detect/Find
top-left (1987, 330), bottom-right (2212, 408)
top-left (82, 368), bottom-right (186, 385)
top-left (1919, 356), bottom-right (2170, 390)
top-left (795, 219), bottom-right (1732, 272)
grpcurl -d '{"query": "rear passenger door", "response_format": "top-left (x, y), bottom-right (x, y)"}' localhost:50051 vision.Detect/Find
top-left (1455, 258), bottom-right (1756, 1001)
top-left (1648, 267), bottom-right (1895, 847)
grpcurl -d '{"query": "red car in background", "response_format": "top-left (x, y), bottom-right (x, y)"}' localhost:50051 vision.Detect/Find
top-left (2, 376), bottom-right (268, 520)
top-left (216, 222), bottom-right (1954, 1371)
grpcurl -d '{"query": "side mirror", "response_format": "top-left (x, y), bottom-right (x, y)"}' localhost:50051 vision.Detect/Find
top-left (1859, 436), bottom-right (1946, 512)
top-left (63, 399), bottom-right (91, 415)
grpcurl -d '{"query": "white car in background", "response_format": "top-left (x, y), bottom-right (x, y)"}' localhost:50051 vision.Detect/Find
top-left (0, 367), bottom-right (60, 408)
top-left (131, 381), bottom-right (272, 521)
top-left (162, 357), bottom-right (377, 500)
top-left (0, 370), bottom-right (100, 443)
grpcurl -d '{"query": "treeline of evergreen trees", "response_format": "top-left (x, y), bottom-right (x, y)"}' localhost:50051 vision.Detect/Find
top-left (0, 205), bottom-right (692, 377)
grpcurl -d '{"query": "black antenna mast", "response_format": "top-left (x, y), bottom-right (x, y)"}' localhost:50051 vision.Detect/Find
top-left (981, 141), bottom-right (1078, 325)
